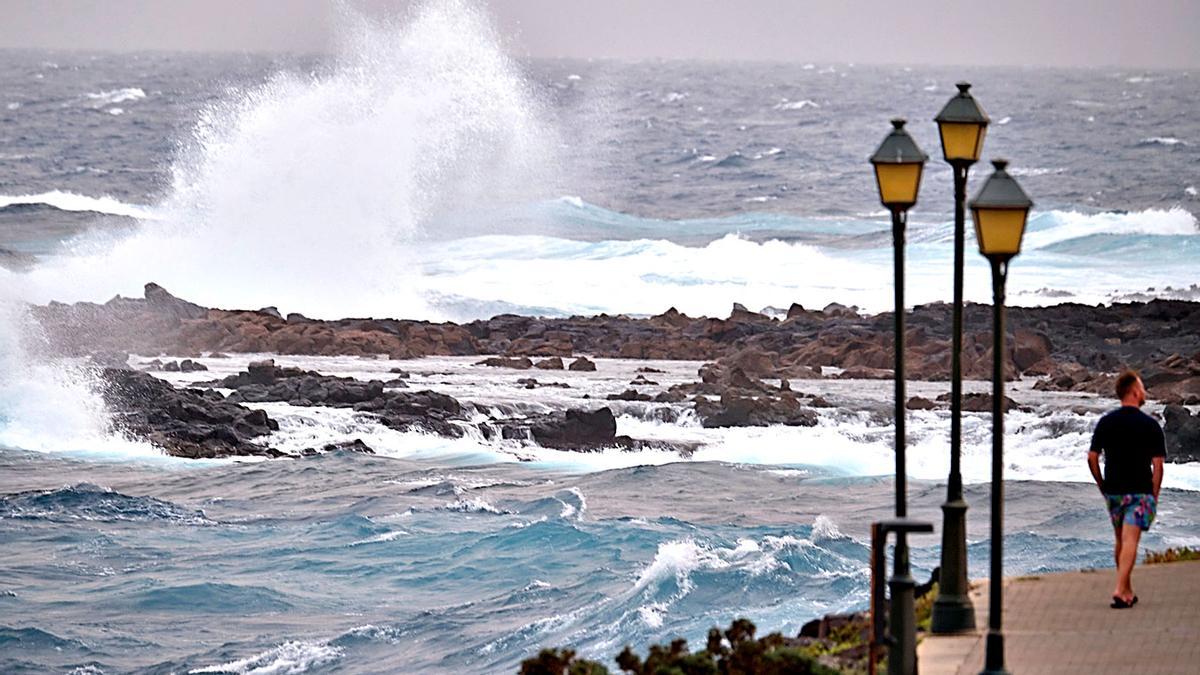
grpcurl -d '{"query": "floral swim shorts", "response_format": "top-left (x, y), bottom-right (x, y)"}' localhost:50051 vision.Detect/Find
top-left (1105, 493), bottom-right (1157, 531)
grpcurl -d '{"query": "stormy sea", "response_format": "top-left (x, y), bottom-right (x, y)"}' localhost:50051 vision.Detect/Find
top-left (1, 2), bottom-right (1198, 673)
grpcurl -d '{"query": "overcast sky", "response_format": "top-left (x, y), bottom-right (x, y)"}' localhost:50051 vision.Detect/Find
top-left (1, 0), bottom-right (1197, 68)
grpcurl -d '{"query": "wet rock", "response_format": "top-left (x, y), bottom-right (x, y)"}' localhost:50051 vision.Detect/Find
top-left (534, 357), bottom-right (564, 370)
top-left (320, 439), bottom-right (375, 454)
top-left (527, 408), bottom-right (618, 449)
top-left (630, 375), bottom-right (658, 386)
top-left (1164, 405), bottom-right (1200, 463)
top-left (163, 360), bottom-right (181, 372)
top-left (822, 302), bottom-right (859, 318)
top-left (144, 282), bottom-right (208, 321)
top-left (607, 389), bottom-right (652, 402)
top-left (695, 392), bottom-right (818, 428)
top-left (568, 356), bottom-right (597, 372)
top-left (179, 359), bottom-right (208, 372)
top-left (87, 351), bottom-right (130, 369)
top-left (516, 378), bottom-right (571, 390)
top-left (1011, 329), bottom-right (1053, 371)
top-left (636, 367), bottom-right (666, 374)
top-left (475, 356), bottom-right (533, 369)
top-left (938, 392), bottom-right (1027, 413)
top-left (98, 368), bottom-right (281, 459)
top-left (906, 396), bottom-right (937, 410)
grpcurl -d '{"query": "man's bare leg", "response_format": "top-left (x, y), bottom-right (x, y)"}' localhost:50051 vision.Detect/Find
top-left (1115, 524), bottom-right (1142, 601)
top-left (1113, 525), bottom-right (1122, 568)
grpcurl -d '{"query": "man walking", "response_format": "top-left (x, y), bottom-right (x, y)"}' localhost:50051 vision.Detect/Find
top-left (1087, 370), bottom-right (1166, 609)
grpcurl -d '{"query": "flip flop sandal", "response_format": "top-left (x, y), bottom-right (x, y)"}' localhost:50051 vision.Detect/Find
top-left (1110, 596), bottom-right (1135, 609)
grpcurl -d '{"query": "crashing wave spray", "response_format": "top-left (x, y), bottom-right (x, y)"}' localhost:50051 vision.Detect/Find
top-left (0, 277), bottom-right (157, 458)
top-left (23, 0), bottom-right (558, 319)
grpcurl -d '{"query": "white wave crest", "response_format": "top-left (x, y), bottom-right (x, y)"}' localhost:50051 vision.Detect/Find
top-left (633, 538), bottom-right (729, 593)
top-left (773, 99), bottom-right (819, 111)
top-left (189, 640), bottom-right (342, 674)
top-left (0, 190), bottom-right (157, 219)
top-left (85, 87), bottom-right (146, 105)
top-left (1141, 136), bottom-right (1186, 146)
top-left (1025, 207), bottom-right (1199, 249)
top-left (440, 497), bottom-right (509, 514)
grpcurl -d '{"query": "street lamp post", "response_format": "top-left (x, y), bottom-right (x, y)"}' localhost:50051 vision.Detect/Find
top-left (931, 82), bottom-right (989, 635)
top-left (870, 119), bottom-right (928, 675)
top-left (970, 159), bottom-right (1033, 675)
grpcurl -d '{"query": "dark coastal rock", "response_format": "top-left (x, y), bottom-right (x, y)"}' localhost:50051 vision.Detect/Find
top-left (695, 392), bottom-right (818, 428)
top-left (534, 357), bottom-right (564, 370)
top-left (1164, 405), bottom-right (1200, 463)
top-left (937, 392), bottom-right (1028, 413)
top-left (607, 389), bottom-right (652, 402)
top-left (98, 368), bottom-right (282, 459)
top-left (516, 378), bottom-right (569, 389)
top-left (27, 284), bottom-right (1200, 406)
top-left (87, 351), bottom-right (130, 370)
top-left (316, 439), bottom-right (375, 455)
top-left (527, 408), bottom-right (617, 448)
top-left (475, 356), bottom-right (533, 369)
top-left (179, 359), bottom-right (207, 372)
top-left (568, 356), bottom-right (597, 371)
top-left (906, 396), bottom-right (937, 410)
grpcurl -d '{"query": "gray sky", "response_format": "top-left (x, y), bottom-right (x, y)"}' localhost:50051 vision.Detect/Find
top-left (1, 0), bottom-right (1197, 68)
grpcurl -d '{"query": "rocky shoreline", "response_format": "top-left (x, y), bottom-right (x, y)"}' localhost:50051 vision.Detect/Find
top-left (31, 283), bottom-right (1200, 459)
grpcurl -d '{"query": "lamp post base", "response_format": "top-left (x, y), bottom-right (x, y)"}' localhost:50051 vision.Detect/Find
top-left (931, 498), bottom-right (975, 633)
top-left (979, 631), bottom-right (1010, 675)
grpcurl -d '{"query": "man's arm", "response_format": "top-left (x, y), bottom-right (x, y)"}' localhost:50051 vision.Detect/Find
top-left (1088, 451), bottom-right (1104, 493)
top-left (1152, 456), bottom-right (1164, 501)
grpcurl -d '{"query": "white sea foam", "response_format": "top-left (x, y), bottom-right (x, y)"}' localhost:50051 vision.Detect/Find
top-left (0, 287), bottom-right (163, 462)
top-left (348, 530), bottom-right (406, 546)
top-left (1187, 186), bottom-right (1198, 197)
top-left (1007, 167), bottom-right (1064, 177)
top-left (5, 102), bottom-right (20, 110)
top-left (633, 539), bottom-right (728, 593)
top-left (188, 640), bottom-right (342, 674)
top-left (0, 190), bottom-right (157, 219)
top-left (1141, 136), bottom-right (1186, 146)
top-left (440, 496), bottom-right (509, 514)
top-left (773, 99), bottom-right (819, 110)
top-left (106, 108), bottom-right (124, 116)
top-left (85, 87), bottom-right (146, 105)
top-left (1023, 207), bottom-right (1199, 249)
top-left (997, 116), bottom-right (1012, 125)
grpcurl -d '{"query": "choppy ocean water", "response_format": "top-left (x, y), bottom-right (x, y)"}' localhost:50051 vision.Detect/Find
top-left (1, 2), bottom-right (1199, 673)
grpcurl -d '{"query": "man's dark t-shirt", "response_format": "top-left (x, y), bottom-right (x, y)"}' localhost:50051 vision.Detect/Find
top-left (1089, 406), bottom-right (1166, 495)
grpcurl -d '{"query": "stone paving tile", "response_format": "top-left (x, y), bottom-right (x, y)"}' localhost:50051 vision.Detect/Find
top-left (918, 560), bottom-right (1200, 674)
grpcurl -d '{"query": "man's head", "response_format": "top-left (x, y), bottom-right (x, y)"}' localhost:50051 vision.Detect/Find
top-left (1115, 370), bottom-right (1146, 407)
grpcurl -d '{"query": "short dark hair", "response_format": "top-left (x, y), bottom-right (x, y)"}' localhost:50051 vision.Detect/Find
top-left (1115, 370), bottom-right (1141, 399)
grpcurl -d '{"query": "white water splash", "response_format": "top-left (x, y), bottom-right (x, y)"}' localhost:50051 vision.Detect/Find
top-left (20, 0), bottom-right (559, 320)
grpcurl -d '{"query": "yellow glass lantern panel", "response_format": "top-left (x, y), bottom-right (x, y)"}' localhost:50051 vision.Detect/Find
top-left (972, 208), bottom-right (1028, 256)
top-left (938, 122), bottom-right (986, 162)
top-left (874, 163), bottom-right (922, 207)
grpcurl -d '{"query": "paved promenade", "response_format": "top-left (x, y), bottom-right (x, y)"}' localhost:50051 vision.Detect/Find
top-left (918, 559), bottom-right (1200, 674)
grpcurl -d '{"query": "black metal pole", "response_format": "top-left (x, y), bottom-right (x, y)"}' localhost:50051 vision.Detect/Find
top-left (888, 208), bottom-right (917, 675)
top-left (932, 162), bottom-right (976, 633)
top-left (980, 258), bottom-right (1010, 675)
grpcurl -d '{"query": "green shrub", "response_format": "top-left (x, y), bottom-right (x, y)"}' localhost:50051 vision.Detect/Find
top-left (520, 618), bottom-right (841, 675)
top-left (1144, 546), bottom-right (1200, 564)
